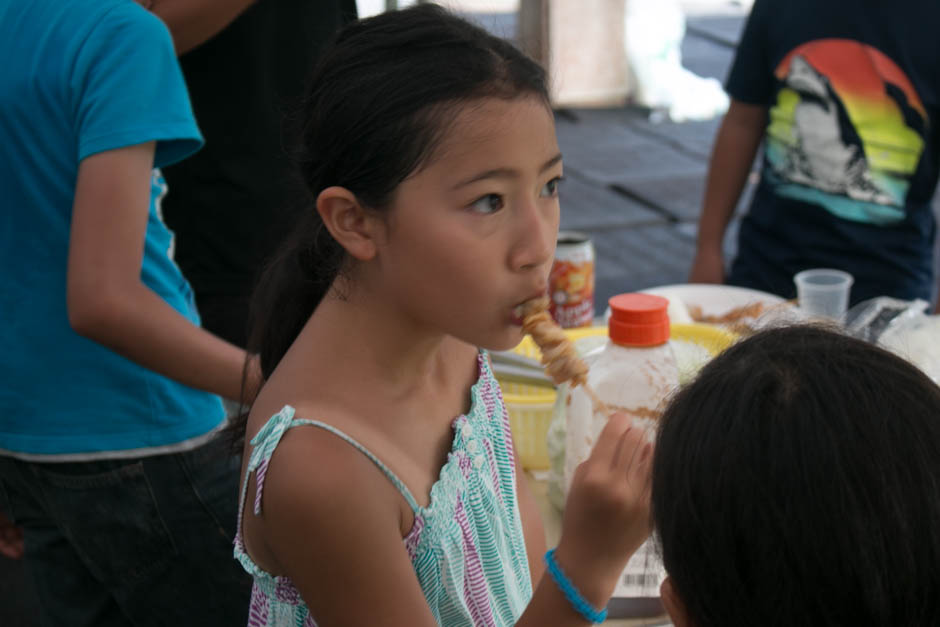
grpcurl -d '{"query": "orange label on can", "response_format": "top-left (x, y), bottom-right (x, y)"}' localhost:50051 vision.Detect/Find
top-left (549, 257), bottom-right (595, 328)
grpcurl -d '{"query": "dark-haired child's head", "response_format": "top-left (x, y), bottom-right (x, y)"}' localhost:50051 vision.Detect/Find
top-left (246, 4), bottom-right (552, 381)
top-left (652, 325), bottom-right (940, 627)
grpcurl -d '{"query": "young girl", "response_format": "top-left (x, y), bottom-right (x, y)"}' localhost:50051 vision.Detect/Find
top-left (234, 5), bottom-right (652, 626)
top-left (652, 325), bottom-right (940, 626)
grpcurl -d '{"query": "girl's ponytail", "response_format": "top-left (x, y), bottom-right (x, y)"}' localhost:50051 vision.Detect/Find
top-left (247, 208), bottom-right (344, 381)
top-left (227, 207), bottom-right (344, 450)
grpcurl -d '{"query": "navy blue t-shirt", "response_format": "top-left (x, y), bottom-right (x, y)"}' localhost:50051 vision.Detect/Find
top-left (726, 0), bottom-right (940, 304)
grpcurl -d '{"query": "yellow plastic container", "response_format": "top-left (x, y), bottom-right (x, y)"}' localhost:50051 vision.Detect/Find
top-left (498, 323), bottom-right (736, 470)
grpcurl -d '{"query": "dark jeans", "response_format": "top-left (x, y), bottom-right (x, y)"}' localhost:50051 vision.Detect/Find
top-left (0, 436), bottom-right (251, 627)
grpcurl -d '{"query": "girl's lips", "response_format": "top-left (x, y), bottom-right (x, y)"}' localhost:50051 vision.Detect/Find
top-left (511, 291), bottom-right (548, 325)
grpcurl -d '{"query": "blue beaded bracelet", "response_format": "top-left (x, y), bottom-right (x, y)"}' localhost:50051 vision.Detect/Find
top-left (544, 548), bottom-right (608, 624)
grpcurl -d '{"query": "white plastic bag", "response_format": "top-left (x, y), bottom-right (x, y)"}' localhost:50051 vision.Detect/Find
top-left (623, 0), bottom-right (730, 122)
top-left (878, 314), bottom-right (940, 384)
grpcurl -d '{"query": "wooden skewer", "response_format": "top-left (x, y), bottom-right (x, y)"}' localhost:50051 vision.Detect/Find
top-left (519, 296), bottom-right (615, 419)
top-left (580, 381), bottom-right (614, 418)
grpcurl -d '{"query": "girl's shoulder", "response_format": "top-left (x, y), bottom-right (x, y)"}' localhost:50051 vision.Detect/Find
top-left (239, 408), bottom-right (441, 622)
top-left (246, 404), bottom-right (405, 505)
top-left (240, 405), bottom-right (408, 574)
top-left (256, 407), bottom-right (403, 512)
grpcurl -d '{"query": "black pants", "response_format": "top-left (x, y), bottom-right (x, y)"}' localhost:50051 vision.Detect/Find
top-left (0, 437), bottom-right (251, 627)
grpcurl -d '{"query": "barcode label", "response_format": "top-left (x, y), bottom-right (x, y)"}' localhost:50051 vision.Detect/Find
top-left (613, 538), bottom-right (666, 597)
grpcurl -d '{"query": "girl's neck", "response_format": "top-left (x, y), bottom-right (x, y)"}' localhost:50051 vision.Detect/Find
top-left (286, 284), bottom-right (473, 400)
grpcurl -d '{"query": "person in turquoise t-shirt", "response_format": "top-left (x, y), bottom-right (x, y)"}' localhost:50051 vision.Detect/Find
top-left (0, 0), bottom-right (257, 624)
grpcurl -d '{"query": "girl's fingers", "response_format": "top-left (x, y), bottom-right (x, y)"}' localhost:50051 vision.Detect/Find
top-left (612, 420), bottom-right (647, 471)
top-left (589, 411), bottom-right (634, 465)
top-left (615, 429), bottom-right (654, 507)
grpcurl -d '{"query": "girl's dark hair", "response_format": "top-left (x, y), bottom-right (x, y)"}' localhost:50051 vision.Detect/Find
top-left (232, 4), bottom-right (549, 441)
top-left (653, 325), bottom-right (940, 627)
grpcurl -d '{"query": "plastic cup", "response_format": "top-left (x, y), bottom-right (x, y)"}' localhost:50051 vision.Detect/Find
top-left (793, 268), bottom-right (854, 321)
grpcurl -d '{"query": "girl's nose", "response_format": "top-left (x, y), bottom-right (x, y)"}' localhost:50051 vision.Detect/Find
top-left (510, 197), bottom-right (557, 272)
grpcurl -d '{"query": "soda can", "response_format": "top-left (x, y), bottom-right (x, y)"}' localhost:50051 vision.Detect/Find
top-left (549, 231), bottom-right (595, 328)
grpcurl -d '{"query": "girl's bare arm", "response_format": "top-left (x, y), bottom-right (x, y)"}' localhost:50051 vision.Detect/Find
top-left (256, 413), bottom-right (650, 625)
top-left (253, 426), bottom-right (441, 625)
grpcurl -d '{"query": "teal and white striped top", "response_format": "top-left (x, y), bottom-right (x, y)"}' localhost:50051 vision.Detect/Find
top-left (234, 352), bottom-right (534, 626)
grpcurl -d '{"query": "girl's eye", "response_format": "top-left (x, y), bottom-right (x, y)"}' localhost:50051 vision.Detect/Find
top-left (469, 193), bottom-right (504, 214)
top-left (540, 176), bottom-right (564, 198)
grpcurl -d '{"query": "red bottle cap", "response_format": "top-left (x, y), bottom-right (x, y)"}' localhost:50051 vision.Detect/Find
top-left (608, 293), bottom-right (671, 346)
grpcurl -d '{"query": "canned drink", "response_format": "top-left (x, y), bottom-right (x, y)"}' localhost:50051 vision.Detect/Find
top-left (549, 231), bottom-right (595, 328)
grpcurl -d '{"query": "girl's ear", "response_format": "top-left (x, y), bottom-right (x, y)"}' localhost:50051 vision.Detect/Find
top-left (316, 186), bottom-right (379, 262)
top-left (661, 576), bottom-right (694, 627)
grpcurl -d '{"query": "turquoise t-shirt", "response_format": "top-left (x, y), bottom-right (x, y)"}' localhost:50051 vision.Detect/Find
top-left (0, 0), bottom-right (224, 456)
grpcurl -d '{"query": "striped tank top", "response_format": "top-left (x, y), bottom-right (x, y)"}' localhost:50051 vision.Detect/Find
top-left (233, 351), bottom-right (533, 626)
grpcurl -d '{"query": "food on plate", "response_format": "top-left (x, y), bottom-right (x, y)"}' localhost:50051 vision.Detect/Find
top-left (685, 300), bottom-right (800, 336)
top-left (686, 301), bottom-right (766, 324)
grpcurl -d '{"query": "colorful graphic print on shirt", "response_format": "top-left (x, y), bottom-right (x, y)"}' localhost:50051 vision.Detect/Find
top-left (765, 38), bottom-right (930, 225)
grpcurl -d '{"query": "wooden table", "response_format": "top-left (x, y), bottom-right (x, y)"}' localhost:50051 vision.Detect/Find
top-left (524, 472), bottom-right (672, 626)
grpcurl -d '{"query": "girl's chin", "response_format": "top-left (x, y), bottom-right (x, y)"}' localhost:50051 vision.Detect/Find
top-left (456, 322), bottom-right (525, 353)
top-left (488, 326), bottom-right (526, 352)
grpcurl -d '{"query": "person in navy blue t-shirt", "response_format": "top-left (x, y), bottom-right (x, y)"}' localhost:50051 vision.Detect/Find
top-left (690, 0), bottom-right (940, 311)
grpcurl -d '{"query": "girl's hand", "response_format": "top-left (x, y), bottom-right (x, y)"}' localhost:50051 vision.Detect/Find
top-left (553, 412), bottom-right (653, 605)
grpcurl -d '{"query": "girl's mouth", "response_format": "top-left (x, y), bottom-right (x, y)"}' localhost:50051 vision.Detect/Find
top-left (511, 293), bottom-right (549, 326)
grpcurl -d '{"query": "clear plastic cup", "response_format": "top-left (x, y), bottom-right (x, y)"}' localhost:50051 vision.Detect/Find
top-left (793, 268), bottom-right (854, 321)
